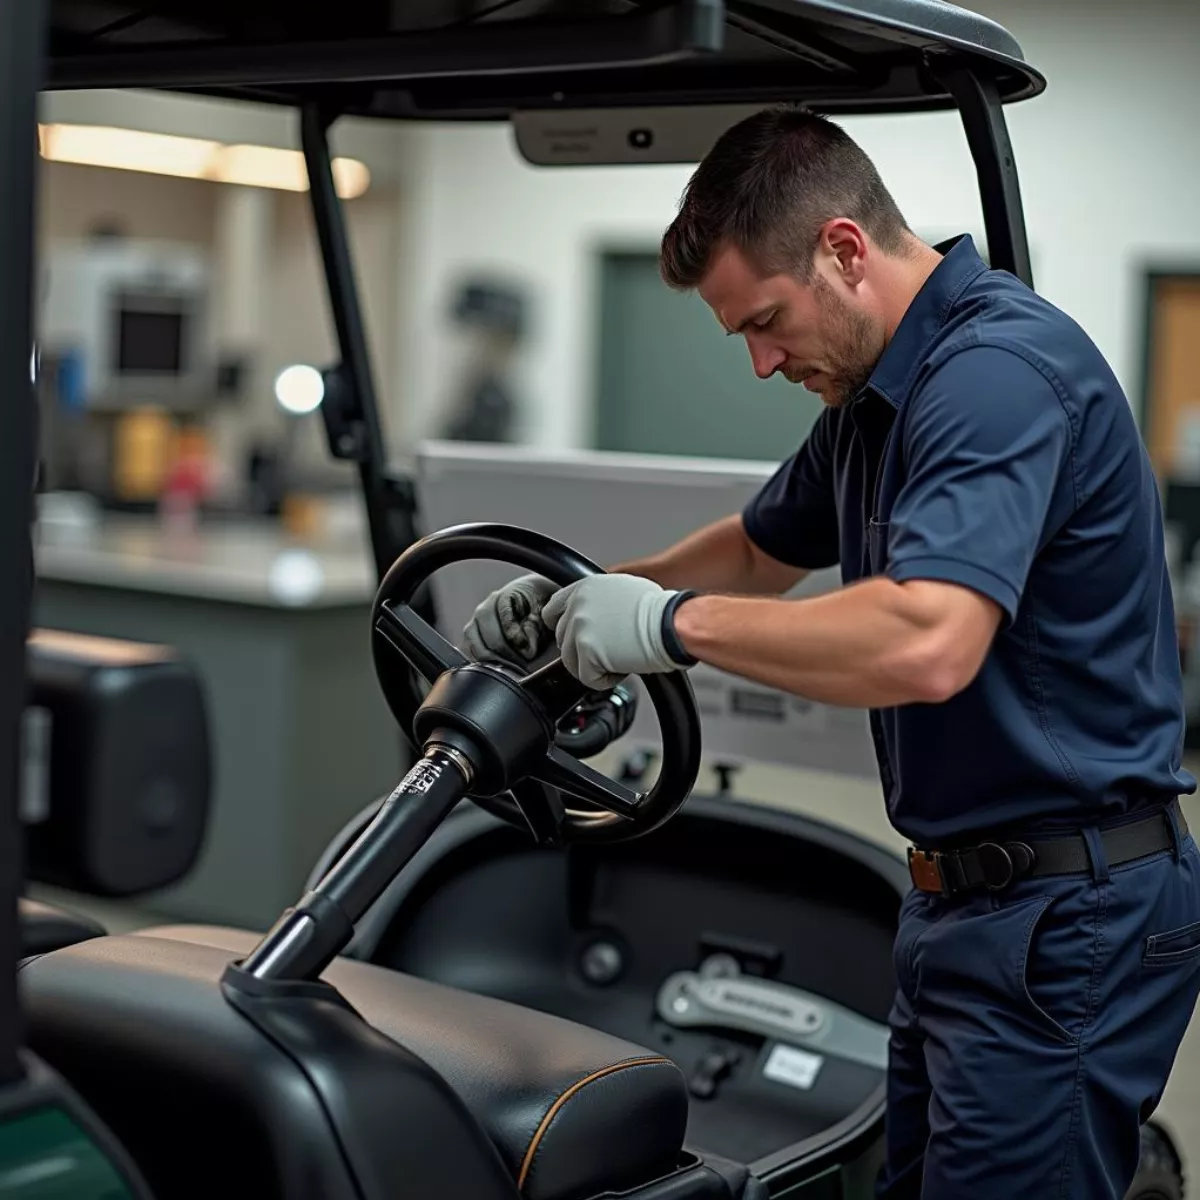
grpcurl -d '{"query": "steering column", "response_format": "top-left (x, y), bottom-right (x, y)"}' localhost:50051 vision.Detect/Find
top-left (238, 522), bottom-right (702, 983)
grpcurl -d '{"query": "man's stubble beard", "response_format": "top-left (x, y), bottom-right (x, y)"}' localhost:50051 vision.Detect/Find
top-left (807, 275), bottom-right (883, 408)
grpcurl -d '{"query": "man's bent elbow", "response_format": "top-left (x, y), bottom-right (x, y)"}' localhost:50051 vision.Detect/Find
top-left (884, 580), bottom-right (998, 704)
top-left (887, 635), bottom-right (985, 705)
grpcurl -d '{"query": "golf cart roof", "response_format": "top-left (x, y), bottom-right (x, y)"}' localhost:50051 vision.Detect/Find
top-left (46, 0), bottom-right (1045, 120)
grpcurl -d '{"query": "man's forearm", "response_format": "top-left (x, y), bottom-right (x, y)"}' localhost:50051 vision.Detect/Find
top-left (611, 515), bottom-right (804, 595)
top-left (672, 578), bottom-right (998, 708)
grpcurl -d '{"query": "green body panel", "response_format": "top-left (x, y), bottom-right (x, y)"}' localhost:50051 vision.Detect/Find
top-left (0, 1105), bottom-right (135, 1199)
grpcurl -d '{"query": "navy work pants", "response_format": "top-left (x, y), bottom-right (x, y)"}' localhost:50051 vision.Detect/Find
top-left (876, 811), bottom-right (1200, 1198)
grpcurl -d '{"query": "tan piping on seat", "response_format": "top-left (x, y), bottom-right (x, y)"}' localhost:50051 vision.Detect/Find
top-left (516, 1056), bottom-right (670, 1192)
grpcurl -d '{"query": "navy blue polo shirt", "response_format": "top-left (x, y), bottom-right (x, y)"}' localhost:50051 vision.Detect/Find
top-left (743, 235), bottom-right (1194, 845)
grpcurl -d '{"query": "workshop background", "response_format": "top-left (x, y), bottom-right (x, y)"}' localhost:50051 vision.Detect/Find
top-left (26, 0), bottom-right (1200, 1166)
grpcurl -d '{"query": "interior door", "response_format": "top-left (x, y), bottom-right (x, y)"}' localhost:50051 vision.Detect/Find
top-left (593, 250), bottom-right (822, 461)
top-left (1144, 274), bottom-right (1200, 478)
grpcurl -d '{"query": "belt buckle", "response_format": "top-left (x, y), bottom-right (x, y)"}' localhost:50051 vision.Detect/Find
top-left (908, 847), bottom-right (949, 896)
top-left (977, 842), bottom-right (1015, 891)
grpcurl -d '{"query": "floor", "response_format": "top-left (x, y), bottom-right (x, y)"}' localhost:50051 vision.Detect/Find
top-left (31, 755), bottom-right (1200, 1176)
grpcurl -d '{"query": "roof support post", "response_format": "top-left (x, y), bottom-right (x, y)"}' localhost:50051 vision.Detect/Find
top-left (934, 62), bottom-right (1034, 288)
top-left (0, 0), bottom-right (45, 1085)
top-left (300, 102), bottom-right (421, 583)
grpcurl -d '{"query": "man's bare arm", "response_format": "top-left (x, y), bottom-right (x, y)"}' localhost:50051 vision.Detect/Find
top-left (673, 578), bottom-right (1002, 707)
top-left (611, 514), bottom-right (806, 595)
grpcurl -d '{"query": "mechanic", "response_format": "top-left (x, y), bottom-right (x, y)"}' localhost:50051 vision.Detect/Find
top-left (465, 107), bottom-right (1200, 1199)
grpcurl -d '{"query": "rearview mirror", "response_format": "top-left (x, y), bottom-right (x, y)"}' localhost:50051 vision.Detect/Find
top-left (512, 103), bottom-right (768, 166)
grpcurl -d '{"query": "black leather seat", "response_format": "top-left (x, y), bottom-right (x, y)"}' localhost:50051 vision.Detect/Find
top-left (18, 896), bottom-right (106, 956)
top-left (20, 924), bottom-right (688, 1200)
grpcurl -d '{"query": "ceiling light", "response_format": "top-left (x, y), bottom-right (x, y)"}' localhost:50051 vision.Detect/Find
top-left (41, 124), bottom-right (220, 180)
top-left (330, 158), bottom-right (371, 201)
top-left (214, 143), bottom-right (310, 191)
top-left (37, 124), bottom-right (371, 199)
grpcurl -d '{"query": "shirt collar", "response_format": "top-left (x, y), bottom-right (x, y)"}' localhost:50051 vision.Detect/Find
top-left (863, 234), bottom-right (989, 409)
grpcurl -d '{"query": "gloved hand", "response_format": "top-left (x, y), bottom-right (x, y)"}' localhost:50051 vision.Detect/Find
top-left (542, 574), bottom-right (697, 691)
top-left (463, 573), bottom-right (559, 665)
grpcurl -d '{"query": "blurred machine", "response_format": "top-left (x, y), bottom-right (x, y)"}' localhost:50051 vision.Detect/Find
top-left (23, 627), bottom-right (211, 902)
top-left (437, 278), bottom-right (529, 445)
top-left (35, 238), bottom-right (225, 507)
top-left (39, 238), bottom-right (212, 410)
top-left (19, 627), bottom-right (212, 964)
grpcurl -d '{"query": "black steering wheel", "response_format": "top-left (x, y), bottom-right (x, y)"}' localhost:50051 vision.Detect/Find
top-left (370, 523), bottom-right (702, 845)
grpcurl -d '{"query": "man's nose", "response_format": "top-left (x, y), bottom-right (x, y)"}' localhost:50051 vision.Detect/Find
top-left (747, 338), bottom-right (786, 380)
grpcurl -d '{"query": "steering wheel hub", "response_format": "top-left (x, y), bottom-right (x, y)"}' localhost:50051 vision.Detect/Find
top-left (412, 663), bottom-right (553, 797)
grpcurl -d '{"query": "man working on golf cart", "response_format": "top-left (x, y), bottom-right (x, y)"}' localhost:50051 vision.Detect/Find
top-left (465, 107), bottom-right (1200, 1198)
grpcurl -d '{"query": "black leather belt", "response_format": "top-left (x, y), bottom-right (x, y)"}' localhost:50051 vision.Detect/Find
top-left (908, 800), bottom-right (1187, 897)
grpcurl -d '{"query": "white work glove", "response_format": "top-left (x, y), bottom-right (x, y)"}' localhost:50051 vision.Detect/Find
top-left (541, 574), bottom-right (697, 691)
top-left (463, 573), bottom-right (559, 665)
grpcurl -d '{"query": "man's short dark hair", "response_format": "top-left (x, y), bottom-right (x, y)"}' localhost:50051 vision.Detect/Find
top-left (660, 107), bottom-right (912, 290)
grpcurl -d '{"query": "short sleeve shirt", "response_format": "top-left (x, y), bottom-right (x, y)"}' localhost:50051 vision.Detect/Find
top-left (743, 236), bottom-right (1193, 845)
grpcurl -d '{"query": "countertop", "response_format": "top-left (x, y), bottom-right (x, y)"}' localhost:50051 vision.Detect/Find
top-left (34, 512), bottom-right (378, 609)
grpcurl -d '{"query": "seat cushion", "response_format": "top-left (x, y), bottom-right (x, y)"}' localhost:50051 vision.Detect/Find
top-left (19, 896), bottom-right (105, 956)
top-left (23, 924), bottom-right (688, 1200)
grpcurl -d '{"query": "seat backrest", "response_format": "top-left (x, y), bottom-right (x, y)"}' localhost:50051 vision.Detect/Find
top-left (20, 926), bottom-right (691, 1200)
top-left (19, 932), bottom-right (521, 1200)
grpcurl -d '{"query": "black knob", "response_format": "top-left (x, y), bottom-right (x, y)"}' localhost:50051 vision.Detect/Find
top-left (618, 748), bottom-right (656, 784)
top-left (687, 1048), bottom-right (740, 1100)
top-left (580, 939), bottom-right (624, 986)
top-left (713, 763), bottom-right (739, 797)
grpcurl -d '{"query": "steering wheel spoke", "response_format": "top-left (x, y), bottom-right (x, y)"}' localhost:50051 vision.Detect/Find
top-left (519, 659), bottom-right (591, 722)
top-left (531, 746), bottom-right (642, 819)
top-left (375, 600), bottom-right (469, 684)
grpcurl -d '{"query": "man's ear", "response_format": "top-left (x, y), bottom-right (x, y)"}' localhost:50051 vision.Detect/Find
top-left (819, 219), bottom-right (868, 287)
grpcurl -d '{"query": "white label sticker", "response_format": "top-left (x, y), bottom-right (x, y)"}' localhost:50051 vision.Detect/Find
top-left (399, 758), bottom-right (444, 796)
top-left (763, 1044), bottom-right (824, 1091)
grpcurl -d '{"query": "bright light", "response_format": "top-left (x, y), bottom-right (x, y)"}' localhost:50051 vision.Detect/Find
top-left (268, 550), bottom-right (324, 605)
top-left (216, 143), bottom-right (310, 192)
top-left (37, 124), bottom-right (371, 199)
top-left (331, 158), bottom-right (372, 201)
top-left (41, 124), bottom-right (220, 180)
top-left (274, 364), bottom-right (325, 415)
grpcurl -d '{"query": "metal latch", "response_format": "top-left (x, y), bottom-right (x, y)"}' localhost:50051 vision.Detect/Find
top-left (656, 955), bottom-right (889, 1072)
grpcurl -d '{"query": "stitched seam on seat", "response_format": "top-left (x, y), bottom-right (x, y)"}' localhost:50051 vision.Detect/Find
top-left (516, 1056), bottom-right (670, 1193)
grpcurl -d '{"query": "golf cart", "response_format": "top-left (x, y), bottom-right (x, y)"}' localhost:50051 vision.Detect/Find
top-left (0, 1), bottom-right (1186, 1197)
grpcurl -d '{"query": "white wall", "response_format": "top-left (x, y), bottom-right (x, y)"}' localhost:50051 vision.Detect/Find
top-left (389, 0), bottom-right (1200, 454)
top-left (391, 126), bottom-right (694, 452)
top-left (37, 160), bottom-right (218, 247)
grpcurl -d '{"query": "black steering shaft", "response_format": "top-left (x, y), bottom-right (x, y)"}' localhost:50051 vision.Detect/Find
top-left (241, 656), bottom-right (585, 981)
top-left (240, 746), bottom-right (470, 980)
